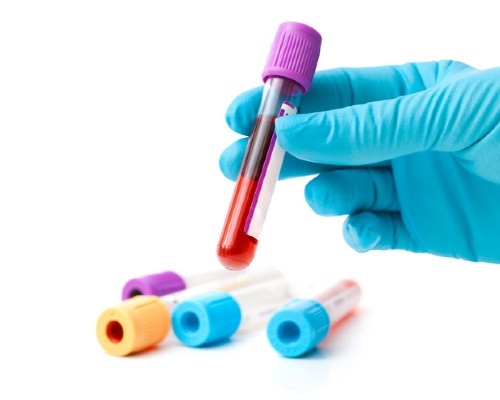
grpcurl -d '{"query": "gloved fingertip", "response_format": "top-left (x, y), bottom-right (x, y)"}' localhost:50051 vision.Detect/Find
top-left (304, 179), bottom-right (326, 215)
top-left (343, 215), bottom-right (382, 252)
top-left (219, 140), bottom-right (247, 182)
top-left (219, 153), bottom-right (237, 182)
top-left (273, 117), bottom-right (289, 147)
top-left (304, 175), bottom-right (344, 216)
top-left (224, 105), bottom-right (236, 131)
top-left (274, 114), bottom-right (305, 151)
top-left (225, 103), bottom-right (247, 136)
top-left (225, 86), bottom-right (263, 135)
top-left (274, 112), bottom-right (299, 131)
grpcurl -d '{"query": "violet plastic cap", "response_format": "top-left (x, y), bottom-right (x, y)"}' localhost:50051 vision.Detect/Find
top-left (262, 21), bottom-right (322, 93)
top-left (121, 271), bottom-right (186, 300)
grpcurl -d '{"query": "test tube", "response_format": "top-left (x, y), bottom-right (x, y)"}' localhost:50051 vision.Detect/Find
top-left (266, 279), bottom-right (361, 358)
top-left (121, 268), bottom-right (237, 300)
top-left (172, 276), bottom-right (291, 347)
top-left (217, 22), bottom-right (322, 270)
top-left (96, 267), bottom-right (282, 356)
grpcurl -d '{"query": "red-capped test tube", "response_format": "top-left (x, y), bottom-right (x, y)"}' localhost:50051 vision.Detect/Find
top-left (217, 22), bottom-right (322, 270)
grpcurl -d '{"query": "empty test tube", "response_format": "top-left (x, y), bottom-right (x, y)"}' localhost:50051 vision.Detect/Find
top-left (96, 267), bottom-right (282, 356)
top-left (122, 268), bottom-right (236, 300)
top-left (267, 280), bottom-right (361, 358)
top-left (172, 276), bottom-right (291, 347)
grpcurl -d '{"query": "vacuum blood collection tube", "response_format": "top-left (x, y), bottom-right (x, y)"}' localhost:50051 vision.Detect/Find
top-left (96, 267), bottom-right (282, 356)
top-left (172, 277), bottom-right (291, 347)
top-left (266, 279), bottom-right (361, 358)
top-left (217, 22), bottom-right (322, 270)
top-left (121, 268), bottom-right (236, 300)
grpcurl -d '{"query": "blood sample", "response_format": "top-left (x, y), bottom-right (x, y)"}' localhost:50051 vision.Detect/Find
top-left (217, 22), bottom-right (322, 270)
top-left (266, 280), bottom-right (361, 358)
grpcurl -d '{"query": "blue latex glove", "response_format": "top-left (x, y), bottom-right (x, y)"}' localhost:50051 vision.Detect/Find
top-left (220, 61), bottom-right (500, 263)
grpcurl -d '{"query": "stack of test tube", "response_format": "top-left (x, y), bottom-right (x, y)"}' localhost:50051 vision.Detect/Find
top-left (96, 266), bottom-right (284, 356)
top-left (96, 265), bottom-right (362, 358)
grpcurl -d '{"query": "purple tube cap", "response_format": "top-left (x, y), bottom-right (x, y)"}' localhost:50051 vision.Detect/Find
top-left (262, 21), bottom-right (322, 93)
top-left (121, 271), bottom-right (186, 300)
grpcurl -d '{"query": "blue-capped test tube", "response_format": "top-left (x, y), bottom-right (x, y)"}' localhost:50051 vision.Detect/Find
top-left (172, 276), bottom-right (291, 347)
top-left (267, 280), bottom-right (361, 358)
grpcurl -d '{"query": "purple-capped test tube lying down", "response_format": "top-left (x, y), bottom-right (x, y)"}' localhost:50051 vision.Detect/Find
top-left (121, 268), bottom-right (238, 300)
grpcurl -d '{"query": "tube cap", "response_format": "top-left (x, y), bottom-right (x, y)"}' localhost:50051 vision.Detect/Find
top-left (262, 21), bottom-right (322, 93)
top-left (96, 295), bottom-right (170, 356)
top-left (172, 291), bottom-right (241, 347)
top-left (266, 298), bottom-right (330, 358)
top-left (122, 271), bottom-right (186, 300)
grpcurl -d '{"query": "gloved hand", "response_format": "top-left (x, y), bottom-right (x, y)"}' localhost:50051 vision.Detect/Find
top-left (219, 61), bottom-right (500, 264)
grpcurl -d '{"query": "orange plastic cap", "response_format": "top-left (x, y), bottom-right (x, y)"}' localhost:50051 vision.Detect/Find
top-left (96, 295), bottom-right (170, 356)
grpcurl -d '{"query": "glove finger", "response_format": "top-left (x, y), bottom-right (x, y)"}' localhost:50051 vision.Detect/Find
top-left (225, 86), bottom-right (263, 136)
top-left (301, 60), bottom-right (471, 112)
top-left (276, 68), bottom-right (492, 166)
top-left (219, 137), bottom-right (390, 181)
top-left (305, 168), bottom-right (399, 216)
top-left (343, 211), bottom-right (423, 253)
top-left (225, 61), bottom-right (473, 136)
top-left (219, 138), bottom-right (336, 181)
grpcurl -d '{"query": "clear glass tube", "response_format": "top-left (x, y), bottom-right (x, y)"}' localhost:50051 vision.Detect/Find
top-left (161, 266), bottom-right (283, 310)
top-left (217, 77), bottom-right (303, 270)
top-left (171, 276), bottom-right (291, 347)
top-left (313, 280), bottom-right (362, 326)
top-left (229, 276), bottom-right (291, 331)
top-left (181, 269), bottom-right (237, 287)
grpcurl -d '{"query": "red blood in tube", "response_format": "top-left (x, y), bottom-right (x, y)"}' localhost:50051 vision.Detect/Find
top-left (217, 176), bottom-right (259, 270)
top-left (217, 115), bottom-right (276, 270)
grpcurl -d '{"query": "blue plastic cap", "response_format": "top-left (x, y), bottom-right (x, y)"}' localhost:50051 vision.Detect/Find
top-left (172, 291), bottom-right (242, 347)
top-left (266, 298), bottom-right (330, 358)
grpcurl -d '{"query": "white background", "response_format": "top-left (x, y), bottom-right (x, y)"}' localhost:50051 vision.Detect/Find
top-left (1, 1), bottom-right (499, 399)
